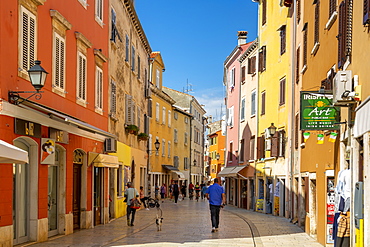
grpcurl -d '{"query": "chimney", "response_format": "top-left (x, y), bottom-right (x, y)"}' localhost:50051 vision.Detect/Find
top-left (208, 115), bottom-right (213, 123)
top-left (237, 31), bottom-right (248, 46)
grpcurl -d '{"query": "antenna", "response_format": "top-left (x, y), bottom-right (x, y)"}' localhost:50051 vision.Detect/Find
top-left (183, 79), bottom-right (194, 93)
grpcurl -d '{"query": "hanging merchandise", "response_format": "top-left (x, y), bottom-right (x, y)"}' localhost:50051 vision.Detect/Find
top-left (303, 132), bottom-right (310, 142)
top-left (317, 134), bottom-right (324, 144)
top-left (329, 132), bottom-right (338, 143)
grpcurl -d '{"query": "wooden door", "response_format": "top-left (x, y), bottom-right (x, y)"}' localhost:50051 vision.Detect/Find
top-left (73, 164), bottom-right (81, 230)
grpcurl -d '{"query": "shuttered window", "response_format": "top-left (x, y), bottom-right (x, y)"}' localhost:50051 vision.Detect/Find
top-left (240, 139), bottom-right (245, 162)
top-left (297, 0), bottom-right (301, 24)
top-left (271, 132), bottom-right (279, 157)
top-left (229, 67), bottom-right (235, 89)
top-left (137, 107), bottom-right (141, 129)
top-left (54, 33), bottom-right (65, 90)
top-left (168, 110), bottom-right (171, 127)
top-left (156, 103), bottom-right (159, 122)
top-left (364, 0), bottom-right (370, 25)
top-left (174, 129), bottom-right (178, 143)
top-left (338, 0), bottom-right (351, 69)
top-left (280, 25), bottom-right (286, 55)
top-left (250, 136), bottom-right (255, 160)
top-left (314, 0), bottom-right (320, 44)
top-left (258, 46), bottom-right (266, 72)
top-left (295, 114), bottom-right (299, 149)
top-left (20, 6), bottom-right (36, 72)
top-left (296, 47), bottom-right (300, 83)
top-left (278, 130), bottom-right (286, 157)
top-left (148, 99), bottom-right (153, 118)
top-left (137, 56), bottom-right (141, 79)
top-left (303, 23), bottom-right (308, 67)
top-left (126, 94), bottom-right (133, 124)
top-left (257, 136), bottom-right (265, 160)
top-left (262, 0), bottom-right (267, 25)
top-left (251, 90), bottom-right (256, 116)
top-left (110, 80), bottom-right (117, 117)
top-left (131, 46), bottom-right (135, 71)
top-left (280, 78), bottom-right (286, 105)
top-left (241, 97), bottom-right (245, 121)
top-left (125, 35), bottom-right (129, 62)
top-left (162, 107), bottom-right (166, 124)
top-left (229, 142), bottom-right (233, 162)
top-left (261, 91), bottom-right (266, 115)
top-left (95, 67), bottom-right (103, 111)
top-left (248, 56), bottom-right (256, 74)
top-left (77, 52), bottom-right (87, 101)
top-left (330, 0), bottom-right (336, 17)
top-left (174, 156), bottom-right (179, 168)
top-left (241, 66), bottom-right (246, 83)
top-left (156, 69), bottom-right (160, 87)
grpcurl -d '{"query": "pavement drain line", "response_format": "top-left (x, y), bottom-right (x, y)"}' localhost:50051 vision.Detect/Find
top-left (224, 209), bottom-right (264, 247)
top-left (101, 217), bottom-right (157, 246)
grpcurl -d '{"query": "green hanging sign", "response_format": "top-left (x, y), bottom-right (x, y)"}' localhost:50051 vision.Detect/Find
top-left (300, 92), bottom-right (340, 130)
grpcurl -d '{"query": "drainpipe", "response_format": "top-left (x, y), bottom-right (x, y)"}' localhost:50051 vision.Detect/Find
top-left (289, 0), bottom-right (297, 220)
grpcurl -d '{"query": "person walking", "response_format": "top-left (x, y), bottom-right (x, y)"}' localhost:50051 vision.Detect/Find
top-left (195, 182), bottom-right (201, 201)
top-left (160, 183), bottom-right (166, 203)
top-left (201, 182), bottom-right (208, 200)
top-left (124, 182), bottom-right (140, 226)
top-left (205, 178), bottom-right (226, 232)
top-left (181, 183), bottom-right (187, 198)
top-left (173, 180), bottom-right (180, 203)
top-left (139, 186), bottom-right (149, 210)
top-left (188, 182), bottom-right (194, 200)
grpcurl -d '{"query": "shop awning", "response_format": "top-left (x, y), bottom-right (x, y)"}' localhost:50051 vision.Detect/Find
top-left (0, 140), bottom-right (29, 164)
top-left (172, 171), bottom-right (185, 180)
top-left (162, 165), bottom-right (179, 171)
top-left (354, 96), bottom-right (370, 138)
top-left (88, 152), bottom-right (119, 168)
top-left (218, 165), bottom-right (248, 177)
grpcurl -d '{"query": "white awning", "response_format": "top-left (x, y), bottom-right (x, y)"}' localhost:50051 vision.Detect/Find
top-left (172, 171), bottom-right (185, 180)
top-left (218, 165), bottom-right (248, 178)
top-left (0, 140), bottom-right (28, 164)
top-left (88, 152), bottom-right (119, 168)
top-left (354, 96), bottom-right (370, 138)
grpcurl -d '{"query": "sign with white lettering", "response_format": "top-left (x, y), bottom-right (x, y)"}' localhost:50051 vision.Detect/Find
top-left (300, 92), bottom-right (340, 130)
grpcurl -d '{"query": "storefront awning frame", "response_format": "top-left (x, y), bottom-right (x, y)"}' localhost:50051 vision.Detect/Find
top-left (218, 165), bottom-right (248, 178)
top-left (0, 140), bottom-right (29, 164)
top-left (88, 152), bottom-right (119, 168)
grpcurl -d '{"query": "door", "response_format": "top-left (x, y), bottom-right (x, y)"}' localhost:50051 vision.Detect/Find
top-left (94, 167), bottom-right (103, 225)
top-left (249, 179), bottom-right (255, 210)
top-left (48, 163), bottom-right (58, 236)
top-left (13, 140), bottom-right (30, 245)
top-left (73, 164), bottom-right (81, 230)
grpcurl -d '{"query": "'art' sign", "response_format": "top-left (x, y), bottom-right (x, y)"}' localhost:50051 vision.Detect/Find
top-left (300, 92), bottom-right (340, 130)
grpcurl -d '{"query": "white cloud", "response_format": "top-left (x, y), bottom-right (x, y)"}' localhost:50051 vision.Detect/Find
top-left (194, 87), bottom-right (226, 122)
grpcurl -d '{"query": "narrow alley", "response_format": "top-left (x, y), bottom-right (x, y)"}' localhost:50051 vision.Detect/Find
top-left (26, 198), bottom-right (322, 247)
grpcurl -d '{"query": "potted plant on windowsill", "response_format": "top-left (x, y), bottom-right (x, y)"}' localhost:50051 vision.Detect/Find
top-left (137, 132), bottom-right (149, 141)
top-left (125, 124), bottom-right (139, 135)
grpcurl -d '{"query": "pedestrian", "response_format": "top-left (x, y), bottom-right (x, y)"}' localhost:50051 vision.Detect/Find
top-left (169, 182), bottom-right (174, 201)
top-left (195, 182), bottom-right (201, 201)
top-left (124, 182), bottom-right (140, 226)
top-left (205, 178), bottom-right (226, 232)
top-left (139, 186), bottom-right (149, 210)
top-left (188, 182), bottom-right (194, 200)
top-left (173, 180), bottom-right (180, 203)
top-left (181, 183), bottom-right (187, 198)
top-left (154, 183), bottom-right (159, 199)
top-left (160, 183), bottom-right (166, 203)
top-left (201, 182), bottom-right (208, 200)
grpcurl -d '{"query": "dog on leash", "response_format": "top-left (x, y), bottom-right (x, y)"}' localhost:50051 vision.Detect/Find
top-left (156, 216), bottom-right (163, 231)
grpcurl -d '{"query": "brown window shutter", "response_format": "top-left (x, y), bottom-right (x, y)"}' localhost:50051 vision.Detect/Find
top-left (262, 0), bottom-right (267, 25)
top-left (280, 26), bottom-right (286, 55)
top-left (295, 114), bottom-right (299, 149)
top-left (280, 78), bottom-right (286, 105)
top-left (314, 1), bottom-right (320, 44)
top-left (241, 66), bottom-right (246, 82)
top-left (329, 0), bottom-right (336, 17)
top-left (251, 56), bottom-right (256, 73)
top-left (258, 49), bottom-right (263, 72)
top-left (297, 0), bottom-right (301, 24)
top-left (338, 1), bottom-right (346, 69)
top-left (263, 46), bottom-right (266, 70)
top-left (280, 130), bottom-right (286, 157)
top-left (296, 47), bottom-right (300, 83)
top-left (257, 136), bottom-right (263, 159)
top-left (364, 0), bottom-right (370, 25)
top-left (261, 92), bottom-right (266, 115)
top-left (303, 23), bottom-right (308, 66)
top-left (248, 58), bottom-right (252, 74)
top-left (271, 132), bottom-right (279, 157)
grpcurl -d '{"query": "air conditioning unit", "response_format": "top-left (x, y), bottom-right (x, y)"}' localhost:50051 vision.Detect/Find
top-left (104, 138), bottom-right (117, 153)
top-left (333, 70), bottom-right (353, 106)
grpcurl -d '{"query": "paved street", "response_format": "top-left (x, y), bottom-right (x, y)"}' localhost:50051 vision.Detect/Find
top-left (26, 198), bottom-right (322, 247)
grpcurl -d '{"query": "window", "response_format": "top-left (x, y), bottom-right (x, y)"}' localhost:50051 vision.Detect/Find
top-left (168, 110), bottom-right (171, 127)
top-left (228, 142), bottom-right (233, 162)
top-left (162, 107), bottom-right (166, 124)
top-left (297, 0), bottom-right (301, 24)
top-left (258, 46), bottom-right (266, 72)
top-left (137, 107), bottom-right (141, 130)
top-left (174, 156), bottom-right (179, 168)
top-left (364, 0), bottom-right (370, 25)
top-left (338, 0), bottom-right (351, 69)
top-left (314, 0), bottom-right (320, 45)
top-left (162, 140), bottom-right (165, 157)
top-left (174, 112), bottom-right (178, 120)
top-left (280, 25), bottom-right (286, 55)
top-left (185, 117), bottom-right (189, 124)
top-left (156, 69), bottom-right (160, 87)
top-left (303, 23), bottom-right (308, 68)
top-left (184, 157), bottom-right (188, 170)
top-left (125, 35), bottom-right (129, 62)
top-left (117, 164), bottom-right (123, 196)
top-left (53, 33), bottom-right (65, 91)
top-left (185, 132), bottom-right (188, 145)
top-left (20, 6), bottom-right (36, 73)
top-left (137, 56), bottom-right (141, 78)
top-left (156, 103), bottom-right (159, 122)
top-left (131, 46), bottom-right (135, 71)
top-left (248, 56), bottom-right (256, 74)
top-left (125, 94), bottom-right (134, 125)
top-left (168, 141), bottom-right (171, 158)
top-left (77, 52), bottom-right (87, 102)
top-left (279, 78), bottom-right (286, 105)
top-left (95, 0), bottom-right (103, 22)
top-left (110, 8), bottom-right (121, 42)
top-left (296, 47), bottom-right (300, 83)
top-left (240, 97), bottom-right (245, 121)
top-left (229, 67), bottom-right (235, 90)
top-left (295, 114), bottom-right (299, 150)
top-left (227, 106), bottom-right (234, 127)
top-left (329, 0), bottom-right (336, 18)
top-left (241, 66), bottom-right (246, 83)
top-left (148, 99), bottom-right (152, 118)
top-left (262, 0), bottom-right (267, 25)
top-left (261, 91), bottom-right (266, 115)
top-left (250, 136), bottom-right (255, 160)
top-left (110, 80), bottom-right (117, 117)
top-left (251, 90), bottom-right (256, 116)
top-left (95, 67), bottom-right (103, 112)
top-left (174, 129), bottom-right (178, 143)
top-left (278, 130), bottom-right (286, 157)
top-left (240, 139), bottom-right (245, 162)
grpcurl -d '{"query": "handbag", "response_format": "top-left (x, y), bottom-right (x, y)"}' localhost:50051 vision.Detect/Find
top-left (130, 198), bottom-right (141, 209)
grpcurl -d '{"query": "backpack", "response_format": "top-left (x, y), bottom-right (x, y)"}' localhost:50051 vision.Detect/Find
top-left (130, 198), bottom-right (141, 209)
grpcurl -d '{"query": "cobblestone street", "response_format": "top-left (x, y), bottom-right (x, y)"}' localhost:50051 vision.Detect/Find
top-left (26, 198), bottom-right (322, 247)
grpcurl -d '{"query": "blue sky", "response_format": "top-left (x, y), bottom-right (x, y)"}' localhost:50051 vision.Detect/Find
top-left (135, 0), bottom-right (258, 121)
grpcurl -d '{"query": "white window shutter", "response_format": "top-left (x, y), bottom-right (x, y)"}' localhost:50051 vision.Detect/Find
top-left (132, 103), bottom-right (136, 126)
top-left (156, 103), bottom-right (159, 121)
top-left (126, 94), bottom-right (133, 124)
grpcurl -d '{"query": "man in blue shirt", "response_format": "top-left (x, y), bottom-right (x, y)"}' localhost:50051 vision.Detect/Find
top-left (205, 178), bottom-right (226, 232)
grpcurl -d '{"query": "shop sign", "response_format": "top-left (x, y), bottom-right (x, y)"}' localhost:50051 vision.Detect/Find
top-left (14, 118), bottom-right (41, 138)
top-left (49, 128), bottom-right (69, 144)
top-left (300, 92), bottom-right (340, 130)
top-left (41, 138), bottom-right (56, 165)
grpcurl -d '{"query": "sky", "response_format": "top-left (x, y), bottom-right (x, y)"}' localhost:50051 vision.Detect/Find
top-left (135, 0), bottom-right (258, 121)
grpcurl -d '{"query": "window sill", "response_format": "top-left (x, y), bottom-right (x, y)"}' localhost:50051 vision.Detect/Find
top-left (76, 98), bottom-right (87, 107)
top-left (301, 65), bottom-right (307, 74)
top-left (78, 0), bottom-right (88, 9)
top-left (52, 87), bottom-right (66, 98)
top-left (95, 16), bottom-right (104, 28)
top-left (325, 11), bottom-right (337, 31)
top-left (109, 113), bottom-right (118, 122)
top-left (250, 114), bottom-right (256, 118)
top-left (311, 42), bottom-right (320, 56)
top-left (95, 107), bottom-right (103, 115)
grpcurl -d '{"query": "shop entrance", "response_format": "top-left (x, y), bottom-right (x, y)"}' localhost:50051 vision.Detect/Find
top-left (47, 149), bottom-right (59, 236)
top-left (73, 150), bottom-right (83, 230)
top-left (94, 167), bottom-right (104, 225)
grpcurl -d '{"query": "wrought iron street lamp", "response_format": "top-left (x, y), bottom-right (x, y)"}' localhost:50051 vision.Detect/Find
top-left (9, 60), bottom-right (48, 104)
top-left (268, 123), bottom-right (277, 137)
